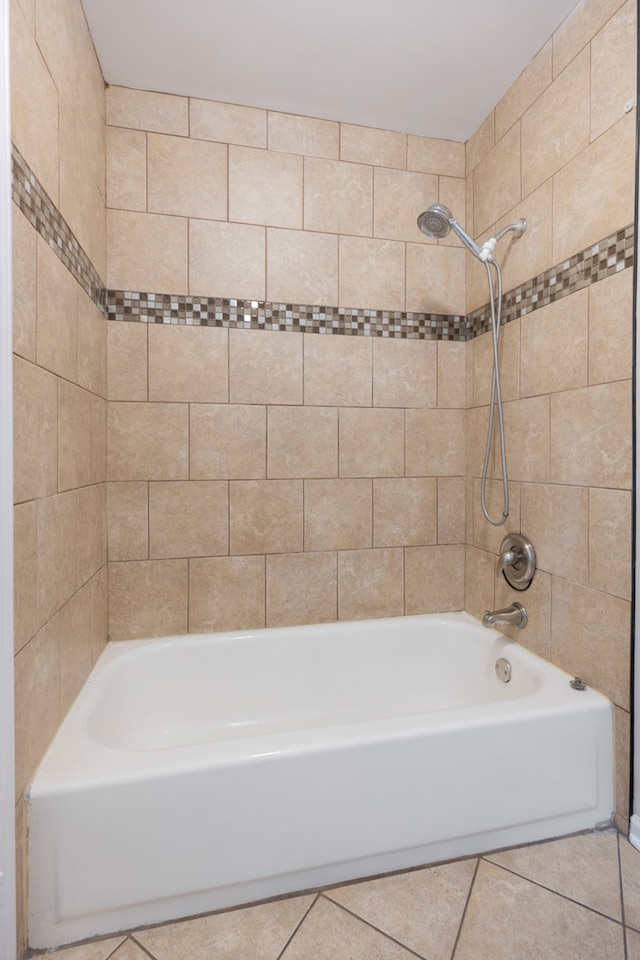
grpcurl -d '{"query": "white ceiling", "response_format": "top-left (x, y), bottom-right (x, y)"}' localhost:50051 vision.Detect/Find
top-left (81, 0), bottom-right (581, 142)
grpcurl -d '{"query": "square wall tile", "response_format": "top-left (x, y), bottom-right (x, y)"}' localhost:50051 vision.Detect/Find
top-left (106, 125), bottom-right (146, 211)
top-left (339, 407), bottom-right (404, 478)
top-left (149, 481), bottom-right (228, 558)
top-left (267, 406), bottom-right (337, 479)
top-left (590, 0), bottom-right (636, 141)
top-left (464, 544), bottom-right (496, 620)
top-left (266, 552), bottom-right (337, 626)
top-left (495, 568), bottom-right (551, 662)
top-left (14, 501), bottom-right (38, 653)
top-left (304, 157), bottom-right (373, 236)
top-left (588, 268), bottom-right (634, 385)
top-left (12, 206), bottom-right (36, 362)
top-left (553, 0), bottom-right (627, 78)
top-left (108, 402), bottom-right (189, 481)
top-left (373, 478), bottom-right (437, 547)
top-left (521, 482), bottom-right (588, 582)
top-left (57, 582), bottom-right (94, 719)
top-left (13, 355), bottom-right (57, 503)
top-left (405, 409), bottom-right (466, 477)
top-left (405, 243), bottom-right (466, 315)
top-left (14, 626), bottom-right (60, 799)
top-left (589, 487), bottom-right (632, 600)
top-left (338, 548), bottom-right (404, 621)
top-left (437, 477), bottom-right (466, 544)
top-left (191, 404), bottom-right (266, 480)
top-left (37, 490), bottom-right (79, 625)
top-left (495, 40), bottom-right (552, 141)
top-left (189, 555), bottom-right (265, 632)
top-left (438, 341), bottom-right (466, 410)
top-left (36, 235), bottom-right (78, 383)
top-left (108, 559), bottom-right (188, 640)
top-left (268, 112), bottom-right (339, 158)
top-left (267, 228), bottom-right (338, 306)
top-left (520, 291), bottom-right (588, 398)
top-left (77, 294), bottom-right (107, 398)
top-left (473, 123), bottom-right (521, 237)
top-left (304, 479), bottom-right (372, 551)
top-left (503, 396), bottom-right (550, 484)
top-left (107, 209), bottom-right (188, 294)
top-left (149, 324), bottom-right (228, 402)
top-left (107, 321), bottom-right (148, 401)
top-left (190, 98), bottom-right (267, 147)
top-left (147, 133), bottom-right (227, 219)
top-left (229, 145), bottom-right (303, 228)
top-left (340, 123), bottom-right (406, 169)
top-left (107, 481), bottom-right (148, 561)
top-left (339, 236), bottom-right (405, 312)
top-left (58, 380), bottom-right (93, 491)
top-left (407, 135), bottom-right (465, 177)
top-left (189, 220), bottom-right (266, 300)
top-left (373, 168), bottom-right (438, 243)
top-left (303, 333), bottom-right (372, 407)
top-left (230, 480), bottom-right (303, 555)
top-left (373, 338), bottom-right (437, 409)
top-left (106, 85), bottom-right (189, 135)
top-left (229, 329), bottom-right (302, 404)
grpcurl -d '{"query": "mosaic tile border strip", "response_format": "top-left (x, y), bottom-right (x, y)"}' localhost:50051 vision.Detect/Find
top-left (12, 144), bottom-right (635, 342)
top-left (11, 146), bottom-right (106, 314)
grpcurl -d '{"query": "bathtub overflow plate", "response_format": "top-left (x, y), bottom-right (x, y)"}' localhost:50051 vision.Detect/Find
top-left (495, 657), bottom-right (512, 683)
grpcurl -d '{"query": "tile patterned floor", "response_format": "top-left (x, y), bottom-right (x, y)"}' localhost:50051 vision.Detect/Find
top-left (34, 829), bottom-right (640, 960)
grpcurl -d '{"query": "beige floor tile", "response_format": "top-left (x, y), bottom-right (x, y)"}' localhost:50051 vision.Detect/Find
top-left (112, 941), bottom-right (151, 960)
top-left (136, 896), bottom-right (313, 960)
top-left (628, 927), bottom-right (640, 960)
top-left (325, 859), bottom-right (476, 959)
top-left (486, 829), bottom-right (622, 920)
top-left (620, 836), bottom-right (640, 931)
top-left (281, 896), bottom-right (418, 960)
top-left (49, 936), bottom-right (126, 959)
top-left (454, 860), bottom-right (624, 960)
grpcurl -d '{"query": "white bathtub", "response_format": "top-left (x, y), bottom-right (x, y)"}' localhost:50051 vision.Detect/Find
top-left (28, 613), bottom-right (614, 948)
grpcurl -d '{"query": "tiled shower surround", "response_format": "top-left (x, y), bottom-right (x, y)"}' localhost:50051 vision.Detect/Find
top-left (10, 0), bottom-right (636, 954)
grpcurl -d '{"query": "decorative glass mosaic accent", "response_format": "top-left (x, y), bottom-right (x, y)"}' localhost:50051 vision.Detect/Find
top-left (12, 142), bottom-right (635, 342)
top-left (105, 292), bottom-right (467, 340)
top-left (11, 146), bottom-right (106, 314)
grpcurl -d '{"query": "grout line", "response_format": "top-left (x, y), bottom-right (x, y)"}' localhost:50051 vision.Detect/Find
top-left (448, 856), bottom-right (480, 960)
top-left (318, 894), bottom-right (430, 960)
top-left (273, 893), bottom-right (319, 960)
top-left (127, 934), bottom-right (159, 960)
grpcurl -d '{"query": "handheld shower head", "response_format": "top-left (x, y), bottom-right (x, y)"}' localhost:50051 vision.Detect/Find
top-left (417, 203), bottom-right (482, 259)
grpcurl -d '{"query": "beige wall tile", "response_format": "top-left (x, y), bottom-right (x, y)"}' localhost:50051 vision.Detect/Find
top-left (553, 0), bottom-right (628, 77)
top-left (438, 178), bottom-right (467, 247)
top-left (58, 380), bottom-right (93, 491)
top-left (373, 338), bottom-right (437, 409)
top-left (189, 555), bottom-right (265, 633)
top-left (406, 243), bottom-right (466, 315)
top-left (57, 583), bottom-right (94, 719)
top-left (373, 478), bottom-right (437, 547)
top-left (106, 126), bottom-right (147, 211)
top-left (36, 235), bottom-right (78, 382)
top-left (521, 49), bottom-right (590, 197)
top-left (268, 112), bottom-right (339, 158)
top-left (190, 404), bottom-right (266, 480)
top-left (340, 123), bottom-right (406, 169)
top-left (614, 706), bottom-right (630, 827)
top-left (466, 111), bottom-right (494, 175)
top-left (77, 483), bottom-right (107, 586)
top-left (147, 133), bottom-right (227, 219)
top-left (149, 481), bottom-right (228, 558)
top-left (267, 406), bottom-right (337, 479)
top-left (405, 544), bottom-right (465, 614)
top-left (190, 98), bottom-right (267, 147)
top-left (437, 477), bottom-right (466, 544)
top-left (304, 157), bottom-right (373, 236)
top-left (14, 501), bottom-right (37, 653)
top-left (339, 407), bottom-right (404, 478)
top-left (551, 577), bottom-right (630, 709)
top-left (471, 318), bottom-right (519, 406)
top-left (230, 480), bottom-right (303, 554)
top-left (464, 545), bottom-right (496, 620)
top-left (494, 568), bottom-right (552, 661)
top-left (405, 409), bottom-right (466, 477)
top-left (107, 321), bottom-right (147, 401)
top-left (373, 168), bottom-right (438, 243)
top-left (90, 396), bottom-right (108, 485)
top-left (108, 559), bottom-right (188, 640)
top-left (553, 112), bottom-right (636, 263)
top-left (590, 0), bottom-right (637, 141)
top-left (521, 482), bottom-right (589, 582)
top-left (407, 136), bottom-right (465, 177)
top-left (189, 220), bottom-right (266, 300)
top-left (438, 341), bottom-right (466, 409)
top-left (589, 488), bottom-right (632, 600)
top-left (520, 290), bottom-right (589, 397)
top-left (13, 355), bottom-right (57, 503)
top-left (503, 395), bottom-right (550, 484)
top-left (148, 324), bottom-right (228, 402)
top-left (229, 145), bottom-right (303, 228)
top-left (266, 552), bottom-right (337, 626)
top-left (467, 405), bottom-right (496, 481)
top-left (473, 123), bottom-right (521, 236)
top-left (303, 333), bottom-right (372, 407)
top-left (37, 490), bottom-right (79, 624)
top-left (304, 478), bottom-right (372, 551)
top-left (229, 328), bottom-right (302, 404)
top-left (495, 40), bottom-right (552, 141)
top-left (106, 85), bottom-right (189, 135)
top-left (339, 236), bottom-right (405, 312)
top-left (550, 380), bottom-right (631, 488)
top-left (338, 548), bottom-right (404, 621)
top-left (11, 0), bottom-right (59, 201)
top-left (12, 207), bottom-right (36, 361)
top-left (77, 295), bottom-right (107, 398)
top-left (14, 626), bottom-right (60, 799)
top-left (107, 481), bottom-right (149, 561)
top-left (107, 209), bottom-right (189, 293)
top-left (266, 228), bottom-right (338, 305)
top-left (471, 477), bottom-right (520, 557)
top-left (108, 402), bottom-right (189, 481)
top-left (588, 268), bottom-right (633, 385)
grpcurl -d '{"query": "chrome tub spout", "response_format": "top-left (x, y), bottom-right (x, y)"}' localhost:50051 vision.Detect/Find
top-left (482, 602), bottom-right (527, 629)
